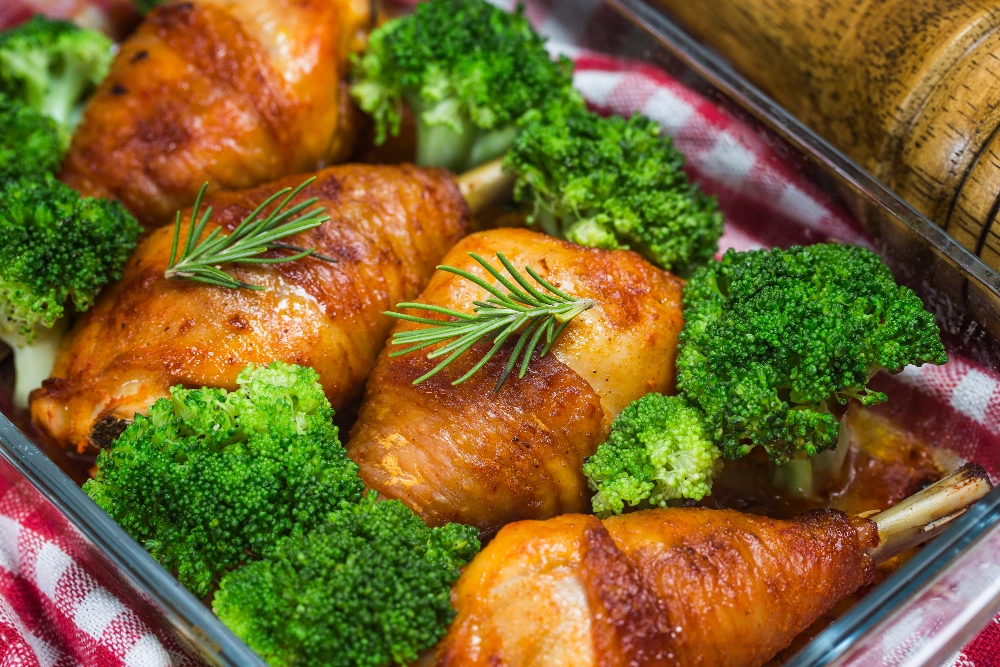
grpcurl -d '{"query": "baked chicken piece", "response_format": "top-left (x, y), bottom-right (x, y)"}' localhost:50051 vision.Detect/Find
top-left (59, 0), bottom-right (371, 227)
top-left (347, 228), bottom-right (686, 536)
top-left (31, 164), bottom-right (470, 453)
top-left (432, 464), bottom-right (992, 667)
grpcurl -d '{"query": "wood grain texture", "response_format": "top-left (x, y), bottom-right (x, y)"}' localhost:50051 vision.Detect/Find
top-left (59, 0), bottom-right (371, 227)
top-left (655, 0), bottom-right (1000, 270)
top-left (30, 164), bottom-right (469, 453)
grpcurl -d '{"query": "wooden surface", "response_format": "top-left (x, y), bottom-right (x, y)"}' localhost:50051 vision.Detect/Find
top-left (656, 0), bottom-right (1000, 270)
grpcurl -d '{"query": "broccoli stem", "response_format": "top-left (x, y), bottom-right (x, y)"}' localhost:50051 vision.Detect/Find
top-left (414, 115), bottom-right (476, 172)
top-left (467, 125), bottom-right (518, 170)
top-left (410, 96), bottom-right (518, 172)
top-left (0, 318), bottom-right (67, 409)
top-left (532, 209), bottom-right (562, 239)
top-left (771, 456), bottom-right (815, 499)
top-left (811, 422), bottom-right (852, 481)
top-left (770, 433), bottom-right (853, 500)
top-left (39, 55), bottom-right (94, 132)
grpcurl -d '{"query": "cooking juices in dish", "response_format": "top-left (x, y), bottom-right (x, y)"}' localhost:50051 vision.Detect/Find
top-left (436, 465), bottom-right (992, 667)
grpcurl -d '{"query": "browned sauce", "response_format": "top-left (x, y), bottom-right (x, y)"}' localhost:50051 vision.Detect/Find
top-left (708, 407), bottom-right (945, 519)
top-left (1, 360), bottom-right (96, 486)
top-left (707, 407), bottom-right (947, 664)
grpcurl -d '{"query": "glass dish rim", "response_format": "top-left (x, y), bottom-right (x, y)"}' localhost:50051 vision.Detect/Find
top-left (604, 1), bottom-right (1000, 664)
top-left (0, 1), bottom-right (997, 664)
top-left (0, 418), bottom-right (267, 666)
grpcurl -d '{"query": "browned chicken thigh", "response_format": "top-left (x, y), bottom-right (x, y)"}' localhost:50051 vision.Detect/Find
top-left (59, 0), bottom-right (371, 227)
top-left (31, 164), bottom-right (469, 453)
top-left (433, 464), bottom-right (993, 667)
top-left (347, 228), bottom-right (685, 536)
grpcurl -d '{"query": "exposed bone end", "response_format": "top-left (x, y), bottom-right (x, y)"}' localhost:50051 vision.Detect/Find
top-left (864, 462), bottom-right (993, 564)
top-left (456, 158), bottom-right (515, 216)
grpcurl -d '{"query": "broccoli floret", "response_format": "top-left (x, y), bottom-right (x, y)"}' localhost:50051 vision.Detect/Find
top-left (0, 16), bottom-right (114, 136)
top-left (504, 107), bottom-right (723, 274)
top-left (213, 494), bottom-right (480, 667)
top-left (0, 96), bottom-right (64, 179)
top-left (676, 244), bottom-right (948, 466)
top-left (0, 175), bottom-right (140, 406)
top-left (84, 362), bottom-right (367, 597)
top-left (133, 0), bottom-right (166, 13)
top-left (351, 0), bottom-right (581, 171)
top-left (583, 393), bottom-right (722, 517)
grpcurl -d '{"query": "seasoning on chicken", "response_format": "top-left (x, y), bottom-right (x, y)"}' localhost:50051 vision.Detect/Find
top-left (30, 164), bottom-right (470, 453)
top-left (347, 227), bottom-right (686, 536)
top-left (432, 463), bottom-right (993, 667)
top-left (59, 0), bottom-right (372, 227)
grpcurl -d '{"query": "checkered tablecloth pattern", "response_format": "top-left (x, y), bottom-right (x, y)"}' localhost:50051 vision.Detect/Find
top-left (1, 0), bottom-right (999, 665)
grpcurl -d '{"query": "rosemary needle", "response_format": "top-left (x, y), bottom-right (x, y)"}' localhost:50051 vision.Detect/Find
top-left (386, 252), bottom-right (595, 391)
top-left (165, 178), bottom-right (336, 290)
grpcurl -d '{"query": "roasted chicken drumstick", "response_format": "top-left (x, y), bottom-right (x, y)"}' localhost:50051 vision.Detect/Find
top-left (347, 227), bottom-right (686, 536)
top-left (31, 164), bottom-right (469, 452)
top-left (59, 0), bottom-right (371, 227)
top-left (433, 464), bottom-right (993, 667)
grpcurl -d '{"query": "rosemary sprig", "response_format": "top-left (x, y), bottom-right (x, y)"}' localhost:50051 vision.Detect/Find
top-left (387, 252), bottom-right (595, 391)
top-left (165, 178), bottom-right (336, 290)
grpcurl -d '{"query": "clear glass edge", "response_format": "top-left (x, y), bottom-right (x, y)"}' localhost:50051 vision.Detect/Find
top-left (799, 486), bottom-right (1000, 667)
top-left (603, 0), bottom-right (1000, 664)
top-left (0, 418), bottom-right (267, 667)
top-left (0, 1), bottom-right (995, 664)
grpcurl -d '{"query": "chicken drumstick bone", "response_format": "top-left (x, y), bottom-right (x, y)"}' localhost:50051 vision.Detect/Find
top-left (31, 164), bottom-right (470, 452)
top-left (434, 463), bottom-right (994, 667)
top-left (30, 158), bottom-right (516, 453)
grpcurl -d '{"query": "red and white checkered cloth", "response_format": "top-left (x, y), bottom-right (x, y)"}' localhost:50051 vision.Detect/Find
top-left (1, 0), bottom-right (999, 665)
top-left (0, 467), bottom-right (200, 667)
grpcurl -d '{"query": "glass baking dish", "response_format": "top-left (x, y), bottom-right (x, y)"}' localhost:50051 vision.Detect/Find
top-left (2, 1), bottom-right (1000, 665)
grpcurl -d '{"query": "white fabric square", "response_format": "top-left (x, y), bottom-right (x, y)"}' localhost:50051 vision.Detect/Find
top-left (73, 587), bottom-right (126, 640)
top-left (0, 515), bottom-right (21, 574)
top-left (699, 132), bottom-right (757, 185)
top-left (574, 70), bottom-right (624, 107)
top-left (34, 542), bottom-right (73, 601)
top-left (777, 183), bottom-right (827, 227)
top-left (123, 633), bottom-right (174, 667)
top-left (950, 369), bottom-right (996, 423)
top-left (642, 88), bottom-right (695, 134)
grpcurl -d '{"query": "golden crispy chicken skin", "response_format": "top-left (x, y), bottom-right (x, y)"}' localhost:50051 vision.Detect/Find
top-left (347, 229), bottom-right (685, 536)
top-left (59, 0), bottom-right (371, 227)
top-left (31, 164), bottom-right (469, 453)
top-left (435, 508), bottom-right (877, 667)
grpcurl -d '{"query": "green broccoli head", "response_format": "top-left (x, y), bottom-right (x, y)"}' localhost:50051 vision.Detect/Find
top-left (0, 96), bottom-right (64, 179)
top-left (0, 175), bottom-right (140, 338)
top-left (676, 244), bottom-right (948, 465)
top-left (213, 494), bottom-right (480, 667)
top-left (583, 393), bottom-right (722, 517)
top-left (504, 107), bottom-right (723, 274)
top-left (0, 16), bottom-right (114, 134)
top-left (84, 362), bottom-right (367, 597)
top-left (351, 0), bottom-right (581, 171)
top-left (133, 0), bottom-right (166, 13)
